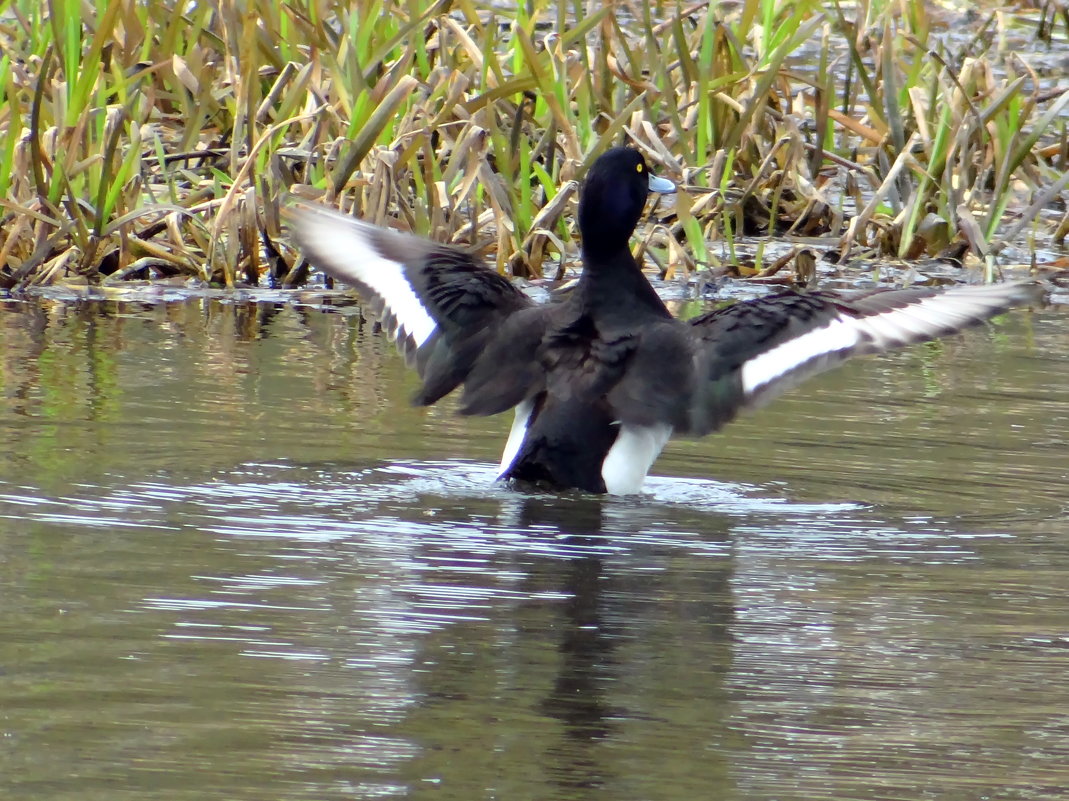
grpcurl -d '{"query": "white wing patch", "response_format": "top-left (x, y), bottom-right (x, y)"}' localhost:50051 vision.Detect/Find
top-left (601, 423), bottom-right (672, 495)
top-left (741, 284), bottom-right (1025, 396)
top-left (297, 211), bottom-right (438, 347)
top-left (848, 285), bottom-right (1025, 353)
top-left (742, 316), bottom-right (860, 394)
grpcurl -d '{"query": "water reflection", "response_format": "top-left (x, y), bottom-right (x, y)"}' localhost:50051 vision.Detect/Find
top-left (1, 296), bottom-right (1068, 800)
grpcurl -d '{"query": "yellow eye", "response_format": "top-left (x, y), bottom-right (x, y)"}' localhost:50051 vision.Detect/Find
top-left (636, 164), bottom-right (644, 173)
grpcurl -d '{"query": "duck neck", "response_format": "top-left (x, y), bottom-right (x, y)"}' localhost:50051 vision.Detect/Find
top-left (578, 244), bottom-right (672, 319)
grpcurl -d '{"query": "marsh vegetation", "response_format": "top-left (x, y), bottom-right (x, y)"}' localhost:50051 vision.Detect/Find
top-left (0, 0), bottom-right (1066, 290)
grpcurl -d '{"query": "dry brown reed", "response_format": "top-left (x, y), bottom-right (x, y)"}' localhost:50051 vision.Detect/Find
top-left (0, 0), bottom-right (1065, 290)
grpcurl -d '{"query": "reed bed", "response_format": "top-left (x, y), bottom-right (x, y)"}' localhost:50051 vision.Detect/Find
top-left (0, 0), bottom-right (1065, 290)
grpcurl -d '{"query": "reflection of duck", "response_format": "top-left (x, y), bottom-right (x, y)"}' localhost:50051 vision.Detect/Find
top-left (294, 147), bottom-right (1036, 495)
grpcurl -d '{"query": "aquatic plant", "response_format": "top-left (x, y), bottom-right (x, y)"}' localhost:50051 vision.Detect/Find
top-left (0, 0), bottom-right (1064, 289)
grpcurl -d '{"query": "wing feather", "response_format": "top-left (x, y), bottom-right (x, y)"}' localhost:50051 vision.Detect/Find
top-left (681, 282), bottom-right (1039, 435)
top-left (292, 204), bottom-right (544, 409)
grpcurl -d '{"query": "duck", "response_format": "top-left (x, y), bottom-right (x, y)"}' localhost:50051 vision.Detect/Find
top-left (291, 146), bottom-right (1037, 495)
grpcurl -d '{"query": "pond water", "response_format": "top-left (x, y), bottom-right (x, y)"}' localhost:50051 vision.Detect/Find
top-left (1, 292), bottom-right (1068, 801)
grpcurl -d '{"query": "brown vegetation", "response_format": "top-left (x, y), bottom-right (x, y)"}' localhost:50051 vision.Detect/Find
top-left (0, 0), bottom-right (1065, 290)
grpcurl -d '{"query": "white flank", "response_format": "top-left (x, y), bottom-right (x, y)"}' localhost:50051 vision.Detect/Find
top-left (497, 399), bottom-right (535, 477)
top-left (300, 212), bottom-right (438, 347)
top-left (601, 423), bottom-right (673, 495)
top-left (742, 316), bottom-right (860, 395)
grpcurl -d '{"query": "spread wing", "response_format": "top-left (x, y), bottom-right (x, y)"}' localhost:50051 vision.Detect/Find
top-left (292, 204), bottom-right (548, 414)
top-left (680, 282), bottom-right (1040, 436)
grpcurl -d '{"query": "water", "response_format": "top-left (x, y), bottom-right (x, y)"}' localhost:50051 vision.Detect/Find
top-left (1, 294), bottom-right (1068, 800)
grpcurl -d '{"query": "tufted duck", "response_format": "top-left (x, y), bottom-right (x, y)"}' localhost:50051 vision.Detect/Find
top-left (293, 147), bottom-right (1037, 494)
